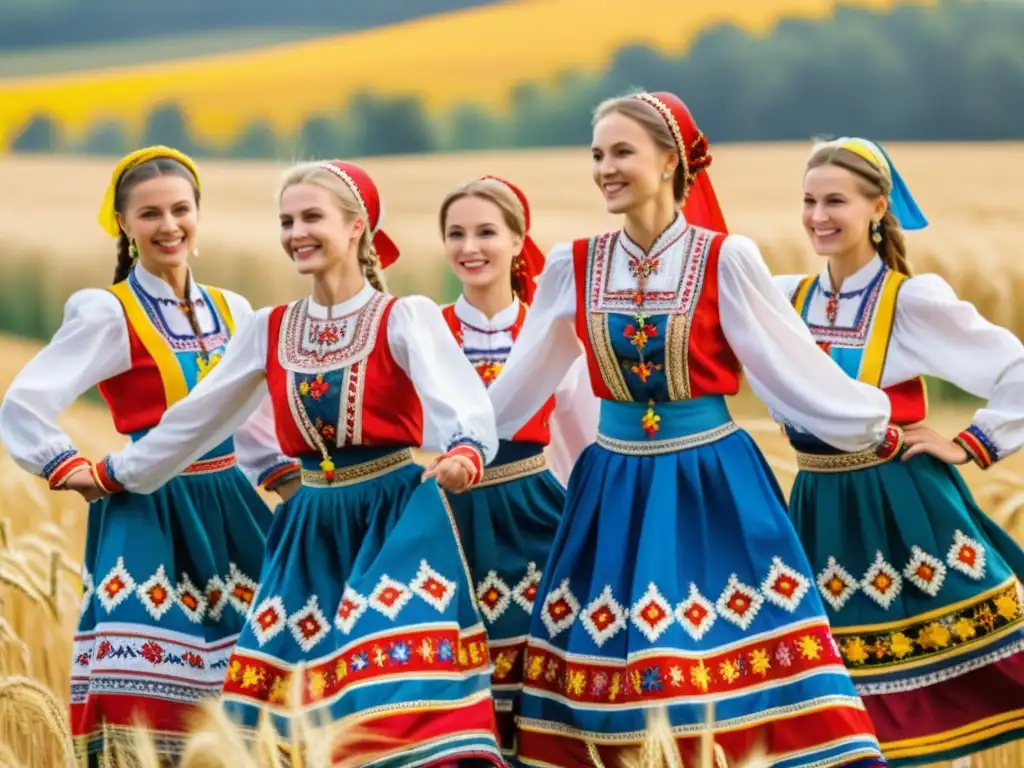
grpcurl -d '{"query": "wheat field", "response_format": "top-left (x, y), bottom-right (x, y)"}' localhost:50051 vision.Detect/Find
top-left (1, 144), bottom-right (1024, 766)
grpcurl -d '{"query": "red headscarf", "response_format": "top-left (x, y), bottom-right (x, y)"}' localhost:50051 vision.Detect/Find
top-left (630, 91), bottom-right (728, 234)
top-left (481, 175), bottom-right (545, 306)
top-left (318, 161), bottom-right (400, 268)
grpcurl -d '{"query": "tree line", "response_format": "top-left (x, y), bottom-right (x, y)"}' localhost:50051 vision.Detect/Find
top-left (10, 1), bottom-right (1024, 158)
top-left (0, 0), bottom-right (500, 51)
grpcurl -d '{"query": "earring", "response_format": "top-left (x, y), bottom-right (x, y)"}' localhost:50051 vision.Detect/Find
top-left (192, 246), bottom-right (200, 258)
top-left (661, 170), bottom-right (672, 181)
top-left (129, 239), bottom-right (139, 260)
top-left (871, 220), bottom-right (883, 245)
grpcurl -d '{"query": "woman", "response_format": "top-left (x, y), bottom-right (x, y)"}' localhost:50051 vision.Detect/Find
top-left (775, 137), bottom-right (1024, 766)
top-left (0, 146), bottom-right (297, 764)
top-left (72, 159), bottom-right (506, 765)
top-left (485, 91), bottom-right (900, 768)
top-left (438, 175), bottom-right (598, 764)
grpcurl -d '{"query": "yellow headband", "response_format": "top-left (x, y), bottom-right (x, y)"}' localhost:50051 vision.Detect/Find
top-left (97, 145), bottom-right (201, 238)
top-left (820, 137), bottom-right (892, 181)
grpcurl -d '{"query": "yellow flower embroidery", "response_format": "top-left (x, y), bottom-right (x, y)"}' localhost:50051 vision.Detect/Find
top-left (749, 648), bottom-right (772, 677)
top-left (889, 632), bottom-right (915, 659)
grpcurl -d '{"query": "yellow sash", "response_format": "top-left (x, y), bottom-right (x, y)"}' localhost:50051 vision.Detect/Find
top-left (108, 281), bottom-right (235, 408)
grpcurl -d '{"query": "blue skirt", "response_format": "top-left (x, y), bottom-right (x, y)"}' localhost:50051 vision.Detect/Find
top-left (789, 449), bottom-right (1024, 766)
top-left (220, 446), bottom-right (503, 767)
top-left (71, 442), bottom-right (271, 763)
top-left (445, 440), bottom-right (564, 765)
top-left (516, 397), bottom-right (885, 768)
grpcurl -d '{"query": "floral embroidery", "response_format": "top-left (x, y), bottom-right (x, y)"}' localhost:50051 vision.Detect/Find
top-left (298, 373), bottom-right (331, 400)
top-left (903, 546), bottom-right (947, 597)
top-left (623, 315), bottom-right (658, 352)
top-left (861, 551), bottom-right (902, 609)
top-left (313, 418), bottom-right (336, 443)
top-left (641, 402), bottom-right (661, 438)
top-left (835, 580), bottom-right (1023, 670)
top-left (631, 361), bottom-right (663, 383)
top-left (474, 361), bottom-right (504, 384)
top-left (947, 529), bottom-right (986, 581)
top-left (816, 556), bottom-right (859, 611)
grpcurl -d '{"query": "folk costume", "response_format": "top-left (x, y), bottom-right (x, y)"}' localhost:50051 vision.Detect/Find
top-left (485, 93), bottom-right (900, 768)
top-left (0, 147), bottom-right (295, 764)
top-left (440, 176), bottom-right (598, 765)
top-left (776, 137), bottom-right (1024, 766)
top-left (101, 162), bottom-right (505, 766)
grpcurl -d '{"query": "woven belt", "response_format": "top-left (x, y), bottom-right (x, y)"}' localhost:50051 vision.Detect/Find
top-left (301, 448), bottom-right (414, 487)
top-left (476, 454), bottom-right (548, 489)
top-left (795, 448), bottom-right (892, 473)
top-left (181, 453), bottom-right (237, 475)
top-left (597, 421), bottom-right (738, 456)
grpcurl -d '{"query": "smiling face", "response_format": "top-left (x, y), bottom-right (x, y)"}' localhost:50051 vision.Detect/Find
top-left (279, 181), bottom-right (366, 277)
top-left (443, 194), bottom-right (522, 293)
top-left (117, 175), bottom-right (198, 272)
top-left (802, 163), bottom-right (887, 258)
top-left (591, 109), bottom-right (677, 215)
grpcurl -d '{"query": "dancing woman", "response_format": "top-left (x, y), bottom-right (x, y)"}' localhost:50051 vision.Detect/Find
top-left (438, 175), bottom-right (598, 764)
top-left (777, 137), bottom-right (1024, 766)
top-left (485, 92), bottom-right (900, 767)
top-left (76, 159), bottom-right (505, 765)
top-left (0, 147), bottom-right (295, 763)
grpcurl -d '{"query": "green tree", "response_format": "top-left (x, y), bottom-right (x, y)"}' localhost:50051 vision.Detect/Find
top-left (230, 120), bottom-right (278, 159)
top-left (77, 120), bottom-right (129, 156)
top-left (10, 114), bottom-right (60, 152)
top-left (348, 93), bottom-right (437, 156)
top-left (447, 103), bottom-right (502, 150)
top-left (141, 102), bottom-right (200, 154)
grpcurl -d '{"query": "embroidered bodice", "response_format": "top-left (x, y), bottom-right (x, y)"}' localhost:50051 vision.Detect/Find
top-left (266, 292), bottom-right (423, 457)
top-left (0, 263), bottom-right (295, 488)
top-left (772, 255), bottom-right (1024, 463)
top-left (442, 297), bottom-right (555, 446)
top-left (485, 214), bottom-right (893, 455)
top-left (103, 283), bottom-right (498, 495)
top-left (572, 219), bottom-right (740, 412)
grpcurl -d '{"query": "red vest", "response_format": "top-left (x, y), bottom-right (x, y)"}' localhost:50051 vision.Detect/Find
top-left (265, 294), bottom-right (424, 456)
top-left (572, 228), bottom-right (742, 401)
top-left (441, 302), bottom-right (555, 445)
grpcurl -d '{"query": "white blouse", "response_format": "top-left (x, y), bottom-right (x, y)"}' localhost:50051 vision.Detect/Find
top-left (106, 281), bottom-right (499, 495)
top-left (0, 264), bottom-right (293, 486)
top-left (485, 216), bottom-right (894, 454)
top-left (448, 295), bottom-right (599, 484)
top-left (775, 255), bottom-right (1024, 459)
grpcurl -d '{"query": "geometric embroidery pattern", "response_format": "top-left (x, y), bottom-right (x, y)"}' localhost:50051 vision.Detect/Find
top-left (206, 575), bottom-right (229, 622)
top-left (630, 582), bottom-right (674, 643)
top-left (861, 551), bottom-right (902, 610)
top-left (541, 579), bottom-right (580, 638)
top-left (226, 562), bottom-right (258, 616)
top-left (369, 575), bottom-right (412, 621)
top-left (716, 574), bottom-right (763, 631)
top-left (176, 573), bottom-right (207, 624)
top-left (334, 585), bottom-right (368, 635)
top-left (136, 565), bottom-right (176, 621)
top-left (80, 566), bottom-right (95, 617)
top-left (251, 596), bottom-right (288, 646)
top-left (476, 571), bottom-right (512, 624)
top-left (287, 595), bottom-right (330, 652)
top-left (410, 560), bottom-right (457, 613)
top-left (760, 557), bottom-right (810, 613)
top-left (675, 583), bottom-right (716, 641)
top-left (580, 585), bottom-right (627, 648)
top-left (947, 529), bottom-right (986, 581)
top-left (816, 556), bottom-right (859, 612)
top-left (512, 562), bottom-right (542, 614)
top-left (97, 556), bottom-right (136, 614)
top-left (903, 546), bottom-right (946, 597)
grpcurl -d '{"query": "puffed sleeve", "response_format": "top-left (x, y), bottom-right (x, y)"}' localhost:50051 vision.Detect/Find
top-left (545, 354), bottom-right (600, 486)
top-left (486, 243), bottom-right (584, 439)
top-left (102, 308), bottom-right (274, 494)
top-left (717, 235), bottom-right (893, 453)
top-left (0, 289), bottom-right (131, 486)
top-left (222, 291), bottom-right (300, 490)
top-left (889, 273), bottom-right (1024, 468)
top-left (388, 295), bottom-right (498, 474)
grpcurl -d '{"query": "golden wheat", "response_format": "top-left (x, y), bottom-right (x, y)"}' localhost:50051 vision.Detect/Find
top-left (0, 0), bottom-right (939, 151)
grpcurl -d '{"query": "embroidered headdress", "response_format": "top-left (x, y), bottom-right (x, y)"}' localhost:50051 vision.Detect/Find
top-left (98, 145), bottom-right (200, 237)
top-left (478, 175), bottom-right (545, 305)
top-left (318, 161), bottom-right (401, 268)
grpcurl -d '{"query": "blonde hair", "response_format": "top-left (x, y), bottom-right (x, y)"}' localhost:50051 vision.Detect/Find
top-left (278, 161), bottom-right (387, 292)
top-left (438, 178), bottom-right (526, 299)
top-left (806, 143), bottom-right (911, 276)
top-left (593, 93), bottom-right (686, 203)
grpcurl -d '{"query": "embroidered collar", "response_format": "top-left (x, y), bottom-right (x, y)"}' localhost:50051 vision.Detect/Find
top-left (618, 212), bottom-right (688, 258)
top-left (307, 281), bottom-right (376, 320)
top-left (818, 255), bottom-right (884, 298)
top-left (131, 262), bottom-right (203, 304)
top-left (454, 295), bottom-right (520, 333)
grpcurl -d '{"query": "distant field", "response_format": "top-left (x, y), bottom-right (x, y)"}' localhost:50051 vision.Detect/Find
top-left (0, 27), bottom-right (332, 78)
top-left (0, 0), bottom-right (939, 151)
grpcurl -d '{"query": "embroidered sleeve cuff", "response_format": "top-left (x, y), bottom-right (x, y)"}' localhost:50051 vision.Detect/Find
top-left (259, 461), bottom-right (301, 491)
top-left (954, 425), bottom-right (999, 469)
top-left (874, 424), bottom-right (904, 461)
top-left (92, 456), bottom-right (125, 494)
top-left (443, 443), bottom-right (484, 487)
top-left (42, 449), bottom-right (93, 489)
